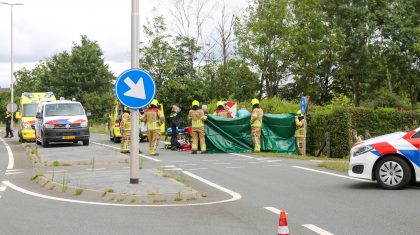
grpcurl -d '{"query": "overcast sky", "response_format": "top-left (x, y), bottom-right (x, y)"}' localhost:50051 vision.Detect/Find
top-left (0, 0), bottom-right (247, 88)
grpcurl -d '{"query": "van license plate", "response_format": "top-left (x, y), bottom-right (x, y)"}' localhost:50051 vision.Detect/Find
top-left (63, 136), bottom-right (75, 140)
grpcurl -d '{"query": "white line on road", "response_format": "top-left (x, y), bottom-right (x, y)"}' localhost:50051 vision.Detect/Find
top-left (229, 153), bottom-right (254, 159)
top-left (255, 158), bottom-right (271, 161)
top-left (226, 166), bottom-right (244, 169)
top-left (5, 172), bottom-right (23, 175)
top-left (213, 162), bottom-right (231, 165)
top-left (165, 168), bottom-right (183, 171)
top-left (92, 142), bottom-right (161, 162)
top-left (265, 160), bottom-right (282, 163)
top-left (5, 169), bottom-right (24, 172)
top-left (170, 160), bottom-right (187, 163)
top-left (247, 161), bottom-right (264, 164)
top-left (263, 165), bottom-right (282, 167)
top-left (302, 224), bottom-right (335, 235)
top-left (188, 168), bottom-right (208, 171)
top-left (180, 164), bottom-right (197, 166)
top-left (47, 170), bottom-right (67, 173)
top-left (292, 166), bottom-right (371, 182)
top-left (162, 165), bottom-right (176, 168)
top-left (0, 186), bottom-right (6, 191)
top-left (202, 159), bottom-right (218, 162)
top-left (234, 158), bottom-right (248, 161)
top-left (85, 168), bottom-right (106, 171)
top-left (264, 207), bottom-right (288, 215)
top-left (0, 138), bottom-right (14, 170)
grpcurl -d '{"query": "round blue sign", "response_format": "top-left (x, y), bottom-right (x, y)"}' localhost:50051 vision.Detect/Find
top-left (114, 68), bottom-right (156, 109)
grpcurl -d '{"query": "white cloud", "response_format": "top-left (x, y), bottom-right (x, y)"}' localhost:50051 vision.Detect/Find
top-left (0, 0), bottom-right (247, 88)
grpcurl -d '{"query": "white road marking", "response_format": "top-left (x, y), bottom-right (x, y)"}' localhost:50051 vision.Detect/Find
top-left (170, 160), bottom-right (187, 163)
top-left (202, 159), bottom-right (218, 162)
top-left (188, 168), bottom-right (208, 171)
top-left (47, 170), bottom-right (67, 173)
top-left (162, 165), bottom-right (176, 168)
top-left (226, 166), bottom-right (244, 169)
top-left (165, 168), bottom-right (183, 171)
top-left (0, 138), bottom-right (14, 169)
top-left (0, 186), bottom-right (6, 191)
top-left (263, 165), bottom-right (282, 167)
top-left (302, 224), bottom-right (334, 235)
top-left (180, 164), bottom-right (197, 166)
top-left (213, 162), bottom-right (231, 165)
top-left (2, 170), bottom-right (241, 207)
top-left (229, 153), bottom-right (254, 159)
top-left (292, 166), bottom-right (371, 182)
top-left (5, 169), bottom-right (24, 172)
top-left (92, 142), bottom-right (161, 162)
top-left (255, 158), bottom-right (271, 161)
top-left (5, 172), bottom-right (23, 175)
top-left (265, 160), bottom-right (282, 163)
top-left (85, 168), bottom-right (106, 171)
top-left (247, 161), bottom-right (264, 164)
top-left (264, 206), bottom-right (288, 215)
top-left (234, 158), bottom-right (247, 161)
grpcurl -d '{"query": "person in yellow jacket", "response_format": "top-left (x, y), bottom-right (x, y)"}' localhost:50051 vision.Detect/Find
top-left (213, 101), bottom-right (229, 118)
top-left (188, 100), bottom-right (207, 154)
top-left (120, 112), bottom-right (131, 153)
top-left (295, 110), bottom-right (306, 155)
top-left (140, 99), bottom-right (165, 156)
top-left (250, 98), bottom-right (263, 152)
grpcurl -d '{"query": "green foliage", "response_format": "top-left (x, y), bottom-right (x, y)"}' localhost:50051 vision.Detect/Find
top-left (13, 35), bottom-right (114, 122)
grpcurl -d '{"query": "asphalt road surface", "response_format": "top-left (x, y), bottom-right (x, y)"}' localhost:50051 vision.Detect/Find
top-left (0, 133), bottom-right (419, 235)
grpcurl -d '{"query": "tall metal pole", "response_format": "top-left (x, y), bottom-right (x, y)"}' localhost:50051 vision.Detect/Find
top-left (130, 0), bottom-right (140, 184)
top-left (10, 4), bottom-right (14, 130)
top-left (1, 2), bottom-right (23, 130)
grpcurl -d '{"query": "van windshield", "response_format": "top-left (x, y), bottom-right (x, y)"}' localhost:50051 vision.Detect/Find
top-left (45, 103), bottom-right (85, 116)
top-left (23, 103), bottom-right (38, 117)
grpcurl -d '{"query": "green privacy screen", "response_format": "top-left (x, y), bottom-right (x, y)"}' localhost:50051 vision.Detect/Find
top-left (205, 114), bottom-right (297, 154)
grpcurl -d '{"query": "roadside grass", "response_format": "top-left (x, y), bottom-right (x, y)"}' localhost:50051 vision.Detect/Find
top-left (251, 152), bottom-right (349, 173)
top-left (90, 123), bottom-right (108, 135)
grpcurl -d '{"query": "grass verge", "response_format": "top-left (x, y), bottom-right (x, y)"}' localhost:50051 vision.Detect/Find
top-left (251, 152), bottom-right (349, 172)
top-left (90, 123), bottom-right (108, 135)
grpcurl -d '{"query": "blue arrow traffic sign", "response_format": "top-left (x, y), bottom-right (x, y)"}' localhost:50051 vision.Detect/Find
top-left (114, 68), bottom-right (156, 110)
top-left (300, 96), bottom-right (307, 115)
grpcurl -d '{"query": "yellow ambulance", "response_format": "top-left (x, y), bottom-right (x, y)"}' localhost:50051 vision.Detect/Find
top-left (15, 92), bottom-right (56, 142)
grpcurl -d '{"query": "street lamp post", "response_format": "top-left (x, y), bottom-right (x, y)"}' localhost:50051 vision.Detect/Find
top-left (1, 2), bottom-right (23, 130)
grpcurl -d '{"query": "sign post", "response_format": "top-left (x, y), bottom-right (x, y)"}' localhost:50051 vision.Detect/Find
top-left (299, 96), bottom-right (310, 156)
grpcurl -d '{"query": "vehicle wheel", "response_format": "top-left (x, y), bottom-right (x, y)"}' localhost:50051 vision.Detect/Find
top-left (83, 140), bottom-right (89, 146)
top-left (36, 139), bottom-right (41, 145)
top-left (113, 133), bottom-right (119, 143)
top-left (73, 140), bottom-right (78, 144)
top-left (19, 136), bottom-right (23, 143)
top-left (375, 156), bottom-right (411, 190)
top-left (110, 130), bottom-right (114, 141)
top-left (41, 133), bottom-right (49, 148)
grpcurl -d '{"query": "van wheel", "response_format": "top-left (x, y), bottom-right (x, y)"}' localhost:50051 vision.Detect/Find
top-left (19, 136), bottom-right (23, 143)
top-left (36, 139), bottom-right (41, 145)
top-left (375, 156), bottom-right (411, 190)
top-left (113, 132), bottom-right (119, 143)
top-left (110, 130), bottom-right (114, 141)
top-left (41, 133), bottom-right (49, 148)
top-left (83, 140), bottom-right (89, 146)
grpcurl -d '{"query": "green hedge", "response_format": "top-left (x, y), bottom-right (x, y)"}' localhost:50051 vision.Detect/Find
top-left (307, 108), bottom-right (351, 158)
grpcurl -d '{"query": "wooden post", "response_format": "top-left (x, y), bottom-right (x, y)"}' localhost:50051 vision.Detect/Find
top-left (325, 132), bottom-right (331, 157)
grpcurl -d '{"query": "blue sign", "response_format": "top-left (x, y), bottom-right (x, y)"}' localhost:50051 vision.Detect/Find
top-left (300, 96), bottom-right (307, 115)
top-left (115, 68), bottom-right (156, 110)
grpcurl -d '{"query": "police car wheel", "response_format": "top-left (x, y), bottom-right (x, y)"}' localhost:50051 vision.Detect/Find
top-left (375, 156), bottom-right (411, 190)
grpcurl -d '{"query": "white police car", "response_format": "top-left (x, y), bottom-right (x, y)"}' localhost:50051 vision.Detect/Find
top-left (349, 127), bottom-right (420, 189)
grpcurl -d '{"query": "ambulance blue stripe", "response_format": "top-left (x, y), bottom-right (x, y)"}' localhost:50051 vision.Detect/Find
top-left (399, 150), bottom-right (420, 167)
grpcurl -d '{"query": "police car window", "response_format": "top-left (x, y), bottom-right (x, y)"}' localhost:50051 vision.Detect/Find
top-left (412, 131), bottom-right (420, 139)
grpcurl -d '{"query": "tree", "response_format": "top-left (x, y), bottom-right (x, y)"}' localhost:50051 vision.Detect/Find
top-left (235, 0), bottom-right (293, 98)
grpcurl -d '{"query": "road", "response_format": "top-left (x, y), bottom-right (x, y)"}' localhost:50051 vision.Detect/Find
top-left (0, 133), bottom-right (419, 235)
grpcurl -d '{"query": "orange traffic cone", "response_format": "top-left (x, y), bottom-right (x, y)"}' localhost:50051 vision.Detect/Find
top-left (277, 211), bottom-right (289, 235)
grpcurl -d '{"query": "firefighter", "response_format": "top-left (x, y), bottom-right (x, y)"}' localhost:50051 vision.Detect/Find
top-left (295, 110), bottom-right (306, 155)
top-left (213, 101), bottom-right (229, 118)
top-left (140, 99), bottom-right (164, 156)
top-left (120, 111), bottom-right (131, 153)
top-left (250, 98), bottom-right (263, 152)
top-left (188, 100), bottom-right (207, 154)
top-left (4, 110), bottom-right (13, 138)
top-left (169, 105), bottom-right (180, 151)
